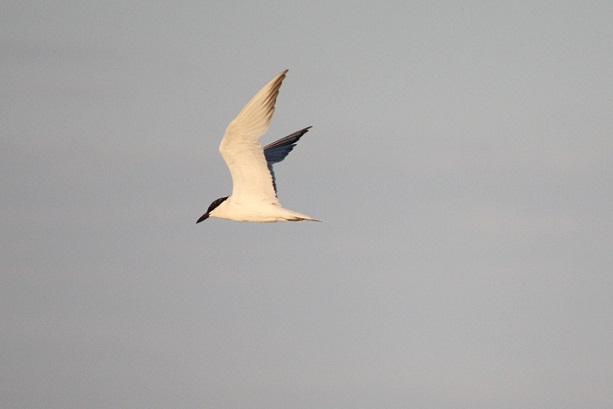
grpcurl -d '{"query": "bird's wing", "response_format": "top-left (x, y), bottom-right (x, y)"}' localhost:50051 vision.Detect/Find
top-left (264, 126), bottom-right (311, 195)
top-left (219, 70), bottom-right (287, 204)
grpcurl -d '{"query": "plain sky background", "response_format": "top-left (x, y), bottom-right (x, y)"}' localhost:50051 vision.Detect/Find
top-left (2, 1), bottom-right (612, 408)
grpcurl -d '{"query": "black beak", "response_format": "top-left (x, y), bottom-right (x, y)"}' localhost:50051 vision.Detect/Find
top-left (196, 213), bottom-right (209, 224)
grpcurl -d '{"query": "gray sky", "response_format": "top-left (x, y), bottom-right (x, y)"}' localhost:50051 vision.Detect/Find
top-left (2, 1), bottom-right (612, 408)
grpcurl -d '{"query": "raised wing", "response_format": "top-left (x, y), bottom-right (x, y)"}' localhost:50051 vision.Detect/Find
top-left (219, 70), bottom-right (288, 204)
top-left (264, 126), bottom-right (311, 195)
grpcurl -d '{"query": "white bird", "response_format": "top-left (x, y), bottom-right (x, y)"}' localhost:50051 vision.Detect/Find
top-left (197, 70), bottom-right (320, 223)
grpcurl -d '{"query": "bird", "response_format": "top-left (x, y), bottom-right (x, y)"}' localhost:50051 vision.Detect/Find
top-left (196, 70), bottom-right (320, 223)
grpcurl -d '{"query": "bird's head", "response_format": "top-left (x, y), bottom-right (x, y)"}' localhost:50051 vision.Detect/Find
top-left (196, 196), bottom-right (228, 223)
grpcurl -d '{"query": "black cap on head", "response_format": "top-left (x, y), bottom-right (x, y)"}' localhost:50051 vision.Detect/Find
top-left (196, 196), bottom-right (228, 224)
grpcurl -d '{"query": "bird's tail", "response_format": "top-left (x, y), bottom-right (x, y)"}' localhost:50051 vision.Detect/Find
top-left (283, 209), bottom-right (321, 222)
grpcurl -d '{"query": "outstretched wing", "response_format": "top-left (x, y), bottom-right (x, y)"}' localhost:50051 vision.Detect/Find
top-left (219, 70), bottom-right (287, 204)
top-left (264, 126), bottom-right (312, 195)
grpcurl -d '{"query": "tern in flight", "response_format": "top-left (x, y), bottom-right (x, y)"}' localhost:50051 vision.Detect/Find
top-left (196, 70), bottom-right (319, 223)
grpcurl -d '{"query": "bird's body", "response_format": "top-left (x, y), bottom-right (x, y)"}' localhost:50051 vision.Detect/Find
top-left (205, 198), bottom-right (316, 223)
top-left (197, 70), bottom-right (319, 223)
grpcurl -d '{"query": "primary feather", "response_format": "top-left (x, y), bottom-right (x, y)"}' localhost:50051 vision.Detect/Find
top-left (264, 126), bottom-right (312, 195)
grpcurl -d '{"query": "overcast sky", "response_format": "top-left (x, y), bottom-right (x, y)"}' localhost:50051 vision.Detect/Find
top-left (2, 2), bottom-right (612, 409)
